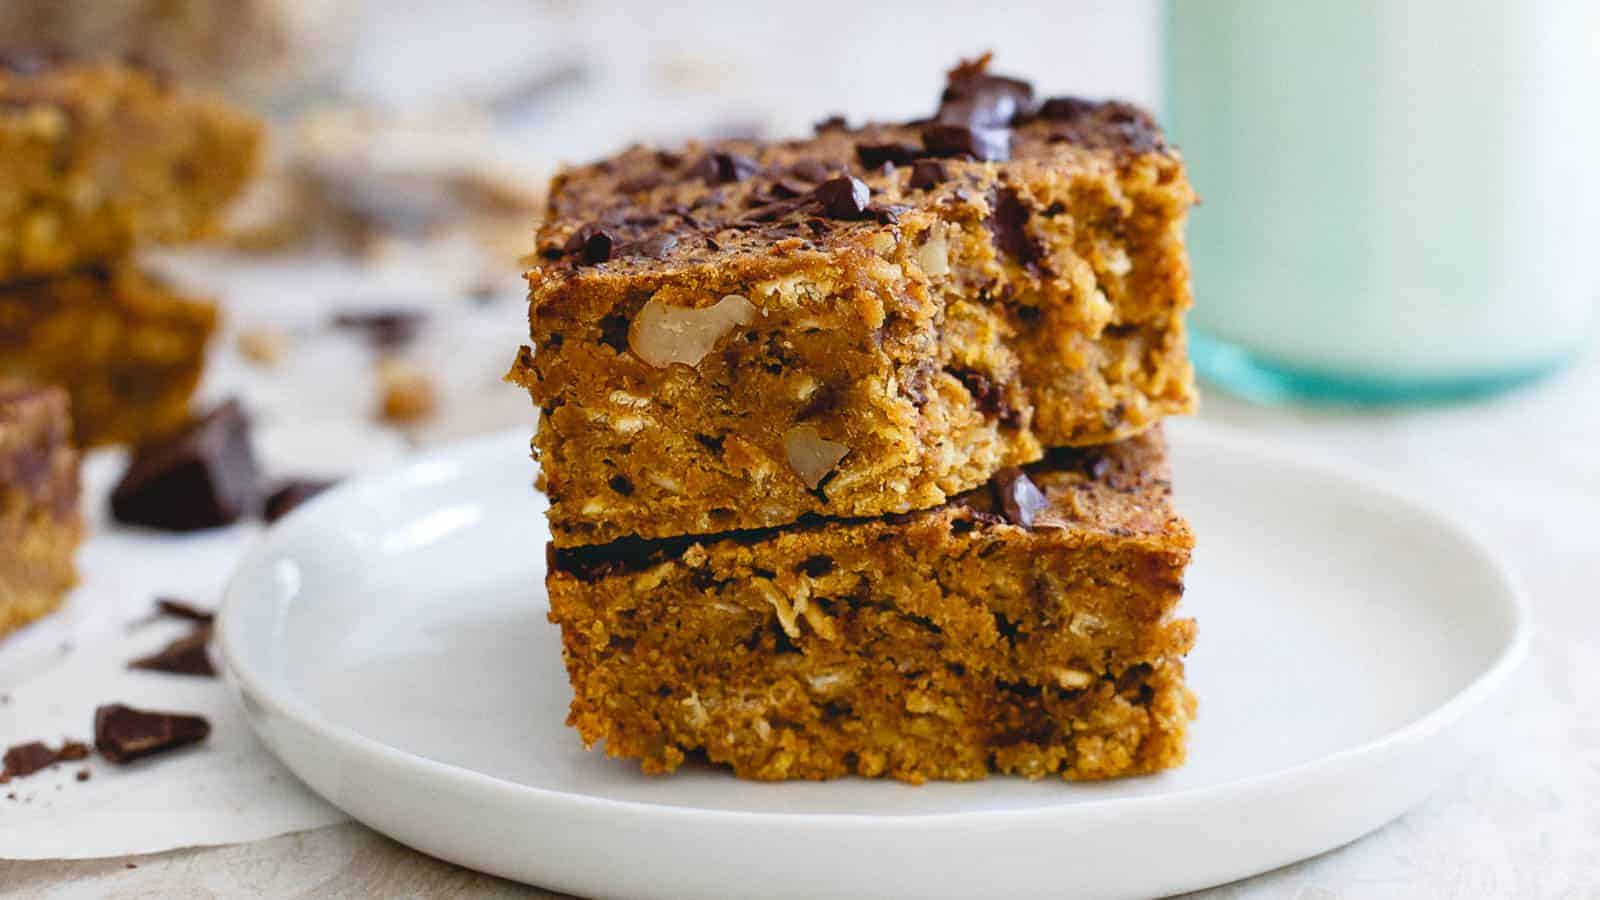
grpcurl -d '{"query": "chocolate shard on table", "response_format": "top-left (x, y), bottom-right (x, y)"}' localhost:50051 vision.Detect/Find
top-left (262, 478), bottom-right (337, 523)
top-left (110, 399), bottom-right (261, 531)
top-left (0, 263), bottom-right (217, 447)
top-left (129, 625), bottom-right (215, 677)
top-left (1, 739), bottom-right (89, 782)
top-left (547, 429), bottom-right (1195, 783)
top-left (510, 53), bottom-right (1196, 547)
top-left (94, 703), bottom-right (211, 764)
top-left (0, 54), bottom-right (262, 282)
top-left (0, 380), bottom-right (82, 639)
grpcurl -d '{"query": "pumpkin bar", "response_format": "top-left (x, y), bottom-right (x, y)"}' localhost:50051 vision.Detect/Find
top-left (0, 52), bottom-right (261, 281)
top-left (0, 380), bottom-right (82, 638)
top-left (546, 428), bottom-right (1195, 783)
top-left (510, 56), bottom-right (1196, 547)
top-left (0, 263), bottom-right (217, 447)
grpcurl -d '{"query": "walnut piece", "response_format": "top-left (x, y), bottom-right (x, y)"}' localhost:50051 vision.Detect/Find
top-left (784, 424), bottom-right (849, 490)
top-left (628, 294), bottom-right (754, 368)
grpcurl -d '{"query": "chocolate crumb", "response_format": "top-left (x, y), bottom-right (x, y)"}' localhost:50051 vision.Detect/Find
top-left (155, 597), bottom-right (214, 624)
top-left (992, 468), bottom-right (1051, 528)
top-left (263, 478), bottom-right (336, 523)
top-left (110, 400), bottom-right (261, 531)
top-left (129, 626), bottom-right (215, 677)
top-left (76, 769), bottom-right (90, 782)
top-left (2, 740), bottom-right (90, 781)
top-left (332, 309), bottom-right (428, 350)
top-left (813, 114), bottom-right (848, 133)
top-left (814, 176), bottom-right (872, 220)
top-left (94, 705), bottom-right (211, 764)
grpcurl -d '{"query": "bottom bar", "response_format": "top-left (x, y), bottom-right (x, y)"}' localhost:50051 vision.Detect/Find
top-left (0, 381), bottom-right (83, 637)
top-left (547, 429), bottom-right (1195, 783)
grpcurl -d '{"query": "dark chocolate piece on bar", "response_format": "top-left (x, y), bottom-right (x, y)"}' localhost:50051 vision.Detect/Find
top-left (93, 704), bottom-right (211, 764)
top-left (109, 400), bottom-right (261, 531)
top-left (937, 58), bottom-right (1034, 129)
top-left (855, 141), bottom-right (920, 168)
top-left (814, 176), bottom-right (872, 220)
top-left (262, 478), bottom-right (336, 523)
top-left (909, 159), bottom-right (948, 190)
top-left (989, 187), bottom-right (1041, 270)
top-left (690, 152), bottom-right (759, 185)
top-left (332, 308), bottom-right (429, 350)
top-left (921, 123), bottom-right (1010, 162)
top-left (992, 467), bottom-right (1050, 528)
top-left (129, 626), bottom-right (215, 677)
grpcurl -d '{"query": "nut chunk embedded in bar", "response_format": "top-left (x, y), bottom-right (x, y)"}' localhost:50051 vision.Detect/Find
top-left (547, 428), bottom-right (1196, 783)
top-left (510, 55), bottom-right (1197, 546)
top-left (0, 53), bottom-right (262, 281)
top-left (0, 380), bottom-right (83, 639)
top-left (0, 263), bottom-right (217, 447)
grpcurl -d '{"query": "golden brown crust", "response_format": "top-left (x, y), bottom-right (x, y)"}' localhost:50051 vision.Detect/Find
top-left (0, 263), bottom-right (217, 446)
top-left (547, 430), bottom-right (1195, 782)
top-left (513, 68), bottom-right (1195, 547)
top-left (0, 380), bottom-right (81, 639)
top-left (0, 55), bottom-right (261, 280)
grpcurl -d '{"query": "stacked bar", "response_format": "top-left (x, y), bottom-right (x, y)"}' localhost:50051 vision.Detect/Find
top-left (0, 380), bottom-right (83, 637)
top-left (0, 53), bottom-right (258, 446)
top-left (511, 57), bottom-right (1199, 782)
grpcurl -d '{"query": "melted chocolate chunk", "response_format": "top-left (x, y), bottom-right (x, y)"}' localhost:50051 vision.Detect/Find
top-left (110, 401), bottom-right (261, 531)
top-left (619, 233), bottom-right (679, 260)
top-left (94, 705), bottom-right (211, 764)
top-left (331, 308), bottom-right (428, 350)
top-left (262, 478), bottom-right (336, 523)
top-left (938, 63), bottom-right (1034, 129)
top-left (909, 159), bottom-right (948, 191)
top-left (992, 468), bottom-right (1051, 528)
top-left (129, 627), bottom-right (215, 677)
top-left (1, 740), bottom-right (89, 781)
top-left (690, 152), bottom-right (760, 185)
top-left (921, 124), bottom-right (1010, 162)
top-left (814, 175), bottom-right (872, 220)
top-left (989, 187), bottom-right (1042, 270)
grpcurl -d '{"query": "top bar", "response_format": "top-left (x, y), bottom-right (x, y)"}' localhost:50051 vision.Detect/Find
top-left (511, 56), bottom-right (1196, 547)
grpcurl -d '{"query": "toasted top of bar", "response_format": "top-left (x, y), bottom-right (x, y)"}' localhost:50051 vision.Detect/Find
top-left (551, 427), bottom-right (1184, 580)
top-left (528, 54), bottom-right (1172, 296)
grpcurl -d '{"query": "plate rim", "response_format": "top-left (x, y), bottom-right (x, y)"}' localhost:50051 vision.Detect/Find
top-left (217, 421), bottom-right (1531, 827)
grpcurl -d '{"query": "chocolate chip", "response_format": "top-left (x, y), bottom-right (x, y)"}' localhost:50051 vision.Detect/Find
top-left (814, 115), bottom-right (848, 133)
top-left (263, 478), bottom-right (336, 523)
top-left (1037, 96), bottom-right (1098, 122)
top-left (814, 175), bottom-right (872, 220)
top-left (129, 627), bottom-right (215, 677)
top-left (110, 400), bottom-right (261, 532)
top-left (921, 124), bottom-right (1010, 162)
top-left (565, 226), bottom-right (616, 264)
top-left (2, 740), bottom-right (89, 781)
top-left (855, 142), bottom-right (919, 168)
top-left (331, 308), bottom-right (428, 350)
top-left (618, 233), bottom-right (678, 260)
top-left (608, 475), bottom-right (634, 496)
top-left (155, 597), bottom-right (214, 624)
top-left (909, 160), bottom-right (948, 190)
top-left (789, 160), bottom-right (834, 184)
top-left (992, 468), bottom-right (1051, 528)
top-left (989, 187), bottom-right (1042, 270)
top-left (798, 555), bottom-right (835, 577)
top-left (94, 705), bottom-right (210, 764)
top-left (870, 203), bottom-right (910, 225)
top-left (690, 152), bottom-right (760, 185)
top-left (952, 369), bottom-right (1020, 426)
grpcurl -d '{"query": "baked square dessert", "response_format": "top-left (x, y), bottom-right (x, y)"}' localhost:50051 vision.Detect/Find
top-left (547, 428), bottom-right (1195, 782)
top-left (0, 380), bottom-right (82, 638)
top-left (0, 52), bottom-right (261, 281)
top-left (511, 56), bottom-right (1196, 547)
top-left (0, 263), bottom-right (217, 446)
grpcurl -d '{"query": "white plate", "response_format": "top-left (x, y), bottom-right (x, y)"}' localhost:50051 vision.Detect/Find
top-left (218, 421), bottom-right (1527, 900)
